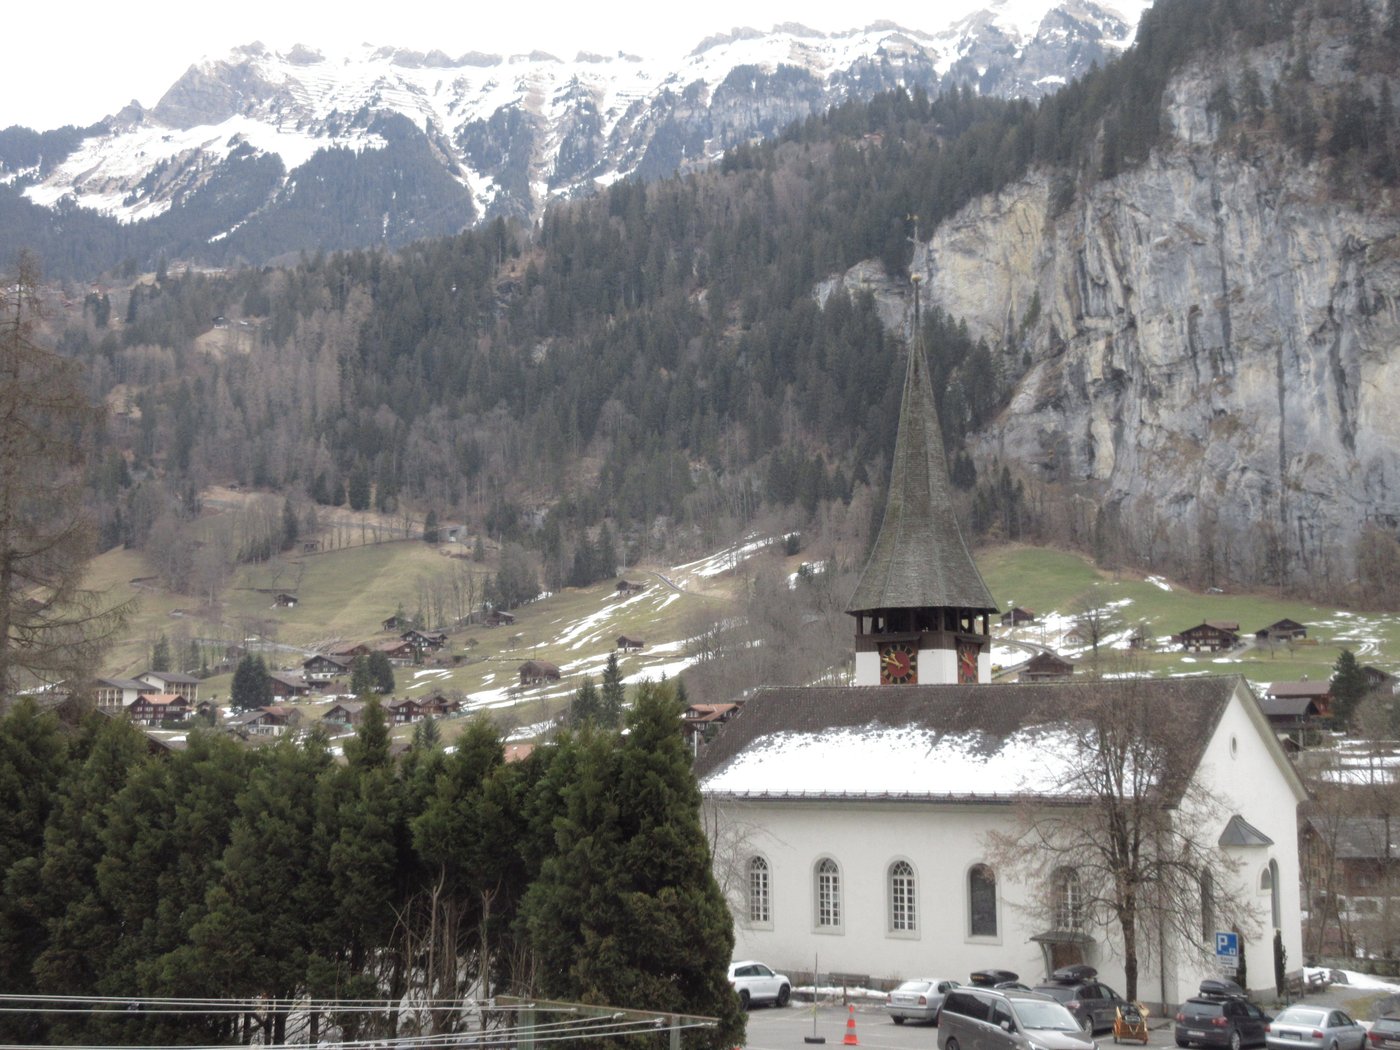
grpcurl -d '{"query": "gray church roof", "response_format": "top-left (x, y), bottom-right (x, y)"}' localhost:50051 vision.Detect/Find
top-left (696, 677), bottom-right (1246, 805)
top-left (846, 307), bottom-right (997, 615)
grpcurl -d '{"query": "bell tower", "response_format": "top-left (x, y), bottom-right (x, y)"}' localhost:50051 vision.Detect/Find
top-left (846, 276), bottom-right (998, 685)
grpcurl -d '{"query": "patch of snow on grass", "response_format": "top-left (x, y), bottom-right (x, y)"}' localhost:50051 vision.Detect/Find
top-left (1146, 575), bottom-right (1171, 591)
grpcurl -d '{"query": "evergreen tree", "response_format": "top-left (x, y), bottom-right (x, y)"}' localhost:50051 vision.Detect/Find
top-left (368, 650), bottom-right (396, 693)
top-left (150, 634), bottom-right (172, 672)
top-left (281, 497), bottom-right (299, 552)
top-left (350, 655), bottom-right (375, 698)
top-left (1330, 649), bottom-right (1368, 731)
top-left (522, 684), bottom-right (743, 1048)
top-left (0, 701), bottom-right (70, 1043)
top-left (343, 699), bottom-right (390, 771)
top-left (423, 509), bottom-right (439, 544)
top-left (231, 654), bottom-right (272, 711)
top-left (348, 461), bottom-right (372, 512)
top-left (30, 716), bottom-right (150, 1039)
top-left (570, 677), bottom-right (602, 727)
top-left (601, 650), bottom-right (627, 727)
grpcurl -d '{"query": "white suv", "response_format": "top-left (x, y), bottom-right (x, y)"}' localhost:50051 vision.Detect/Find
top-left (728, 960), bottom-right (792, 1008)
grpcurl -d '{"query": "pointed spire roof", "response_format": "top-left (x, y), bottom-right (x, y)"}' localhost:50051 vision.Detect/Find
top-left (846, 281), bottom-right (997, 616)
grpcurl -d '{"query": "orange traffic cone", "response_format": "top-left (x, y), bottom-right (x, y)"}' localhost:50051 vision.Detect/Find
top-left (843, 1005), bottom-right (859, 1046)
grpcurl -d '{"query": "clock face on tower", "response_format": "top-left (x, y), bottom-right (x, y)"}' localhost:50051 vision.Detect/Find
top-left (879, 642), bottom-right (918, 685)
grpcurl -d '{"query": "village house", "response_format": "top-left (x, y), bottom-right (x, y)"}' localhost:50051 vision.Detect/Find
top-left (681, 702), bottom-right (741, 753)
top-left (303, 654), bottom-right (351, 684)
top-left (268, 672), bottom-right (312, 701)
top-left (1301, 814), bottom-right (1400, 959)
top-left (518, 660), bottom-right (561, 687)
top-left (274, 592), bottom-right (298, 608)
top-left (615, 579), bottom-right (646, 596)
top-left (93, 676), bottom-right (156, 712)
top-left (328, 642), bottom-right (370, 661)
top-left (1000, 607), bottom-right (1036, 627)
top-left (418, 692), bottom-right (463, 717)
top-left (402, 629), bottom-right (447, 652)
top-left (1019, 651), bottom-right (1075, 682)
top-left (375, 638), bottom-right (418, 665)
top-left (381, 615), bottom-right (410, 631)
top-left (1176, 620), bottom-right (1241, 652)
top-left (137, 670), bottom-right (200, 702)
top-left (695, 302), bottom-right (1303, 1009)
top-left (484, 609), bottom-right (516, 628)
top-left (322, 701), bottom-right (365, 727)
top-left (1363, 666), bottom-right (1398, 693)
top-left (126, 692), bottom-right (190, 726)
top-left (1255, 618), bottom-right (1308, 644)
top-left (227, 706), bottom-right (302, 737)
top-left (1266, 679), bottom-right (1334, 721)
top-left (385, 698), bottom-right (423, 724)
top-left (616, 635), bottom-right (645, 651)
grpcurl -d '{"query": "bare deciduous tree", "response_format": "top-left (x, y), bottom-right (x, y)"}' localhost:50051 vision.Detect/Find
top-left (988, 681), bottom-right (1251, 1000)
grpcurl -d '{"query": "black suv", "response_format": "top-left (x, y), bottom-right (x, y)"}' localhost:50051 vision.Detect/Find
top-left (1175, 979), bottom-right (1271, 1050)
top-left (1032, 965), bottom-right (1126, 1034)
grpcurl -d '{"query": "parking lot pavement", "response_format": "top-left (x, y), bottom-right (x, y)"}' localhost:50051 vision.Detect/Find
top-left (737, 1002), bottom-right (1184, 1050)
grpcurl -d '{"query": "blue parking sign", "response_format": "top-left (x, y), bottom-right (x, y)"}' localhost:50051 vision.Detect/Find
top-left (1215, 931), bottom-right (1239, 958)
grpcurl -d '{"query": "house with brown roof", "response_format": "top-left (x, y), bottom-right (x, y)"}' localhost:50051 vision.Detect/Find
top-left (484, 609), bottom-right (516, 627)
top-left (268, 673), bottom-right (311, 700)
top-left (375, 639), bottom-right (417, 665)
top-left (1177, 621), bottom-right (1241, 652)
top-left (94, 676), bottom-right (156, 712)
top-left (617, 635), bottom-right (645, 651)
top-left (418, 692), bottom-right (463, 717)
top-left (137, 670), bottom-right (200, 702)
top-left (126, 692), bottom-right (190, 725)
top-left (1255, 618), bottom-right (1308, 643)
top-left (1019, 651), bottom-right (1075, 681)
top-left (1000, 607), bottom-right (1037, 627)
top-left (303, 654), bottom-right (351, 683)
top-left (322, 701), bottom-right (365, 727)
top-left (385, 698), bottom-right (423, 724)
top-left (518, 660), bottom-right (561, 686)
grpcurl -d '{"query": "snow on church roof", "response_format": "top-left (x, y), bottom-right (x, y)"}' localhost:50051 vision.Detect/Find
top-left (695, 678), bottom-right (1243, 803)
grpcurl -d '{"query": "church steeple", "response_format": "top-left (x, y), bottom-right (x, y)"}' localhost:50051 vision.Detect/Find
top-left (847, 276), bottom-right (998, 685)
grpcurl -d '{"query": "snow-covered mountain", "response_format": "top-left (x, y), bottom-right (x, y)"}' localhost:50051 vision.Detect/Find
top-left (0, 1), bottom-right (1149, 272)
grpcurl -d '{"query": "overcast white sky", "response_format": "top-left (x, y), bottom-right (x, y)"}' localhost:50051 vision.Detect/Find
top-left (3, 0), bottom-right (998, 132)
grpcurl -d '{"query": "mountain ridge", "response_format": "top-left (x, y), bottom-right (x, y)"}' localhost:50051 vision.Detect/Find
top-left (0, 2), bottom-right (1146, 277)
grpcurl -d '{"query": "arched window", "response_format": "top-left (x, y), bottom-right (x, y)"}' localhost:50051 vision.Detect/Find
top-left (1259, 866), bottom-right (1272, 894)
top-left (747, 856), bottom-right (770, 924)
top-left (1201, 870), bottom-right (1216, 942)
top-left (889, 860), bottom-right (917, 932)
top-left (1054, 868), bottom-right (1083, 930)
top-left (815, 858), bottom-right (842, 928)
top-left (969, 864), bottom-right (997, 937)
top-left (1269, 859), bottom-right (1281, 929)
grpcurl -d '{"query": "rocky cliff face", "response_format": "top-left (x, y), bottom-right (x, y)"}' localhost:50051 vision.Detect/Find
top-left (911, 20), bottom-right (1400, 590)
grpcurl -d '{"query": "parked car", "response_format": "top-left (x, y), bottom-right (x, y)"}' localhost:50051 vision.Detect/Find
top-left (887, 978), bottom-right (959, 1025)
top-left (1368, 1017), bottom-right (1400, 1050)
top-left (1175, 980), bottom-right (1271, 1050)
top-left (972, 969), bottom-right (1023, 987)
top-left (937, 985), bottom-right (1095, 1050)
top-left (1266, 1006), bottom-right (1366, 1050)
top-left (728, 960), bottom-right (791, 1008)
top-left (1033, 966), bottom-right (1127, 1034)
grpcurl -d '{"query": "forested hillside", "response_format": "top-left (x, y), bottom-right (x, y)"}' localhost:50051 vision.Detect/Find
top-left (33, 0), bottom-right (1400, 600)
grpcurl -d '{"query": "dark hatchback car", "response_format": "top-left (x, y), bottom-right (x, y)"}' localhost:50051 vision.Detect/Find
top-left (1032, 966), bottom-right (1127, 1034)
top-left (1175, 981), bottom-right (1271, 1050)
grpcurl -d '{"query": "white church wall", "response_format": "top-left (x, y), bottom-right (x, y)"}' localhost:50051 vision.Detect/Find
top-left (711, 685), bottom-right (1304, 1008)
top-left (1178, 684), bottom-right (1306, 1001)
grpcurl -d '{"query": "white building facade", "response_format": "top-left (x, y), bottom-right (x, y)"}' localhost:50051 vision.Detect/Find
top-left (697, 678), bottom-right (1306, 1009)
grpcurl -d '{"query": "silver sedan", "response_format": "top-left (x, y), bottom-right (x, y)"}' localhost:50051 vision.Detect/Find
top-left (887, 978), bottom-right (960, 1025)
top-left (1266, 1006), bottom-right (1367, 1050)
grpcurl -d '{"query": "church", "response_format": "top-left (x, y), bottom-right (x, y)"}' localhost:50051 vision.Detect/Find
top-left (694, 284), bottom-right (1305, 1009)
